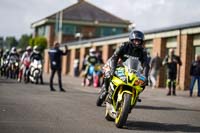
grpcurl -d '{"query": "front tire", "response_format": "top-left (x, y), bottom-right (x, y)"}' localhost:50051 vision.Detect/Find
top-left (115, 93), bottom-right (132, 128)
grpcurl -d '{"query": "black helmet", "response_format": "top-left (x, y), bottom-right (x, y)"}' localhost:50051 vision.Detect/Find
top-left (129, 30), bottom-right (144, 42)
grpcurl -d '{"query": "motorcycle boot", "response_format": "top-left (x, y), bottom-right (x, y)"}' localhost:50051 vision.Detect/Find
top-left (167, 80), bottom-right (171, 96)
top-left (172, 80), bottom-right (176, 96)
top-left (103, 77), bottom-right (112, 104)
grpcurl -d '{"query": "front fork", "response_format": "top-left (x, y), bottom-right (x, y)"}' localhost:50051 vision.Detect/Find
top-left (116, 89), bottom-right (138, 112)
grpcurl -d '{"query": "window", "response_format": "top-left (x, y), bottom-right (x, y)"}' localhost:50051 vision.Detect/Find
top-left (62, 24), bottom-right (76, 35)
top-left (37, 26), bottom-right (45, 36)
top-left (97, 27), bottom-right (124, 37)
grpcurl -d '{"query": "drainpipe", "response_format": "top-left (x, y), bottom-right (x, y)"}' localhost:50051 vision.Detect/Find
top-left (58, 10), bottom-right (63, 44)
top-left (177, 29), bottom-right (181, 87)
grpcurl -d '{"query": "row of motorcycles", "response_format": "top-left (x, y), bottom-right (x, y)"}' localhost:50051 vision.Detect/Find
top-left (0, 57), bottom-right (43, 84)
top-left (95, 56), bottom-right (146, 128)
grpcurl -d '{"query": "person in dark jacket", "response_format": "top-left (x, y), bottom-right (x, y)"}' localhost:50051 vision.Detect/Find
top-left (102, 30), bottom-right (147, 101)
top-left (48, 42), bottom-right (68, 92)
top-left (162, 48), bottom-right (182, 96)
top-left (143, 51), bottom-right (151, 85)
top-left (189, 54), bottom-right (200, 97)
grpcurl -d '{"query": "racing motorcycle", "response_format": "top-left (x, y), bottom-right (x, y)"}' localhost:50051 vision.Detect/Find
top-left (93, 64), bottom-right (103, 88)
top-left (0, 59), bottom-right (9, 77)
top-left (97, 56), bottom-right (146, 128)
top-left (86, 64), bottom-right (103, 87)
top-left (8, 58), bottom-right (19, 79)
top-left (23, 58), bottom-right (31, 83)
top-left (86, 65), bottom-right (95, 86)
top-left (29, 59), bottom-right (43, 84)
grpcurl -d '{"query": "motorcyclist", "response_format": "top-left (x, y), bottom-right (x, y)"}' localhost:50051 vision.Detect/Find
top-left (102, 30), bottom-right (147, 102)
top-left (30, 46), bottom-right (43, 62)
top-left (18, 46), bottom-right (32, 82)
top-left (82, 48), bottom-right (98, 86)
top-left (7, 47), bottom-right (20, 78)
top-left (0, 48), bottom-right (3, 65)
top-left (30, 45), bottom-right (43, 84)
top-left (1, 49), bottom-right (9, 76)
top-left (7, 47), bottom-right (20, 62)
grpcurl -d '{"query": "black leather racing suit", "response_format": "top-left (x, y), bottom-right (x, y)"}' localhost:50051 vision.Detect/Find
top-left (103, 41), bottom-right (148, 91)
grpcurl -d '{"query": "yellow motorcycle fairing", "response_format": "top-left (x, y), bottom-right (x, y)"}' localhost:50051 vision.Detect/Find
top-left (110, 67), bottom-right (144, 111)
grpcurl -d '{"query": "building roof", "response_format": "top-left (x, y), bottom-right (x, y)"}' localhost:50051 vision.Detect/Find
top-left (32, 0), bottom-right (131, 27)
top-left (144, 21), bottom-right (200, 34)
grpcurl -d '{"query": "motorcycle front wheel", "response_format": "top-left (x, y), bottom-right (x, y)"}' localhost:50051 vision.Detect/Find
top-left (115, 93), bottom-right (132, 128)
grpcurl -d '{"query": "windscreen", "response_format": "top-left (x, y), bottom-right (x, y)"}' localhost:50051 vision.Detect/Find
top-left (123, 56), bottom-right (141, 72)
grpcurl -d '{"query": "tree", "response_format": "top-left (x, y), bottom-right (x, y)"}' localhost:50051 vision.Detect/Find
top-left (5, 36), bottom-right (18, 49)
top-left (18, 34), bottom-right (32, 50)
top-left (29, 37), bottom-right (47, 53)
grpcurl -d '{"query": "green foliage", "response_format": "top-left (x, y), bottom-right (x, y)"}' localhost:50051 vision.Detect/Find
top-left (29, 37), bottom-right (47, 52)
top-left (5, 36), bottom-right (18, 49)
top-left (18, 34), bottom-right (32, 49)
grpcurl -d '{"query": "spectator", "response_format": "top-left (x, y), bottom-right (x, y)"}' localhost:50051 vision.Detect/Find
top-left (48, 42), bottom-right (68, 92)
top-left (189, 54), bottom-right (200, 97)
top-left (81, 54), bottom-right (87, 71)
top-left (162, 48), bottom-right (182, 96)
top-left (74, 59), bottom-right (79, 77)
top-left (96, 52), bottom-right (104, 64)
top-left (143, 51), bottom-right (151, 85)
top-left (149, 53), bottom-right (162, 89)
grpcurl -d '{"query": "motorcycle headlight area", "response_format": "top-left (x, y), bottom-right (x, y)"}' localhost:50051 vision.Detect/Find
top-left (134, 76), bottom-right (146, 86)
top-left (15, 62), bottom-right (19, 66)
top-left (38, 64), bottom-right (42, 68)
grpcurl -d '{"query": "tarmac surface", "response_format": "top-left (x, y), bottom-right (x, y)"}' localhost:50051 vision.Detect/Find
top-left (0, 74), bottom-right (200, 133)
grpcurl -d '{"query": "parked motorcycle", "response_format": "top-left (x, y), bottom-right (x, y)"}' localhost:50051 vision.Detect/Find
top-left (99, 56), bottom-right (146, 128)
top-left (29, 59), bottom-right (43, 84)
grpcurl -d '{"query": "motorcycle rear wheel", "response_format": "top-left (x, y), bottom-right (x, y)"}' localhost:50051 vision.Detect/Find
top-left (115, 93), bottom-right (131, 128)
top-left (96, 90), bottom-right (107, 106)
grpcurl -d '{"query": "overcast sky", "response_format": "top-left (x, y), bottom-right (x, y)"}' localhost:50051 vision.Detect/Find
top-left (0, 0), bottom-right (200, 39)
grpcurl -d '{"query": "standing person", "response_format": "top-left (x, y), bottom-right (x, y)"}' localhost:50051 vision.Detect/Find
top-left (96, 52), bottom-right (104, 64)
top-left (48, 42), bottom-right (68, 92)
top-left (189, 54), bottom-right (200, 97)
top-left (162, 48), bottom-right (182, 96)
top-left (73, 59), bottom-right (79, 77)
top-left (143, 51), bottom-right (151, 85)
top-left (149, 53), bottom-right (162, 89)
top-left (102, 30), bottom-right (147, 101)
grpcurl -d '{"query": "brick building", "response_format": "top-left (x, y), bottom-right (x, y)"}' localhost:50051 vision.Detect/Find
top-left (43, 21), bottom-right (200, 91)
top-left (31, 0), bottom-right (131, 47)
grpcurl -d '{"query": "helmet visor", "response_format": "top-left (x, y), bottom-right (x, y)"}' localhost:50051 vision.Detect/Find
top-left (132, 39), bottom-right (142, 45)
